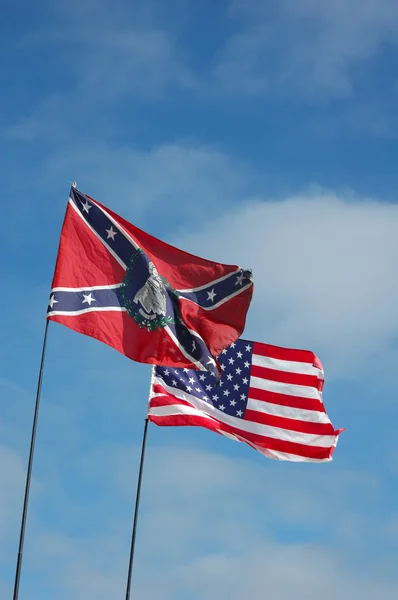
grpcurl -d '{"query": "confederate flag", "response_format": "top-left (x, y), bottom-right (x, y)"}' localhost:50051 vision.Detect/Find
top-left (47, 186), bottom-right (254, 375)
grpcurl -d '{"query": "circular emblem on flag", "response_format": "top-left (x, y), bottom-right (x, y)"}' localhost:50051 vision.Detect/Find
top-left (120, 249), bottom-right (181, 331)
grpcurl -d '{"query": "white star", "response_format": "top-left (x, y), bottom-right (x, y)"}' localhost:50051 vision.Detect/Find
top-left (212, 394), bottom-right (219, 401)
top-left (219, 404), bottom-right (225, 411)
top-left (186, 385), bottom-right (192, 392)
top-left (244, 361), bottom-right (250, 368)
top-left (228, 357), bottom-right (235, 364)
top-left (183, 368), bottom-right (189, 372)
top-left (236, 367), bottom-right (242, 375)
top-left (207, 288), bottom-right (217, 303)
top-left (231, 342), bottom-right (236, 348)
top-left (235, 272), bottom-right (245, 286)
top-left (210, 372), bottom-right (216, 377)
top-left (226, 374), bottom-right (233, 381)
top-left (49, 294), bottom-right (58, 309)
top-left (237, 351), bottom-right (243, 358)
top-left (233, 384), bottom-right (240, 391)
top-left (164, 369), bottom-right (170, 376)
top-left (221, 364), bottom-right (226, 371)
top-left (236, 409), bottom-right (243, 417)
top-left (82, 293), bottom-right (95, 305)
top-left (240, 394), bottom-right (246, 401)
top-left (172, 380), bottom-right (177, 386)
top-left (230, 400), bottom-right (237, 407)
top-left (223, 389), bottom-right (230, 396)
top-left (242, 377), bottom-right (248, 385)
top-left (196, 387), bottom-right (201, 392)
top-left (106, 225), bottom-right (117, 240)
top-left (189, 377), bottom-right (195, 384)
top-left (202, 395), bottom-right (208, 401)
top-left (205, 385), bottom-right (212, 391)
top-left (219, 380), bottom-right (224, 386)
top-left (199, 374), bottom-right (206, 381)
top-left (222, 349), bottom-right (227, 355)
top-left (81, 199), bottom-right (92, 213)
top-left (245, 344), bottom-right (251, 352)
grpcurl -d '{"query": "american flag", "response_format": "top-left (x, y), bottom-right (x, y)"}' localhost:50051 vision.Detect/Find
top-left (148, 338), bottom-right (343, 462)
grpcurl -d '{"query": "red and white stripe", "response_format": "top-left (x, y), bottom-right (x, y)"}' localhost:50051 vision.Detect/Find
top-left (148, 342), bottom-right (343, 462)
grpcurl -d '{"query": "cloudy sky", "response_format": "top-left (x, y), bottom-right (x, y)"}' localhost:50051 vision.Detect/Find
top-left (2, 0), bottom-right (398, 597)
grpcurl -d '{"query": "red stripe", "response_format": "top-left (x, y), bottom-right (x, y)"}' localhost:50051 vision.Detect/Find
top-left (253, 342), bottom-right (320, 365)
top-left (244, 409), bottom-right (335, 435)
top-left (251, 365), bottom-right (321, 389)
top-left (248, 386), bottom-right (326, 412)
top-left (148, 410), bottom-right (337, 460)
top-left (153, 383), bottom-right (178, 397)
top-left (149, 412), bottom-right (222, 434)
top-left (150, 392), bottom-right (198, 410)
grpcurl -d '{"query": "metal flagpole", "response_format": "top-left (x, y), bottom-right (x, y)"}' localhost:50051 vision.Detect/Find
top-left (125, 417), bottom-right (149, 600)
top-left (13, 319), bottom-right (50, 600)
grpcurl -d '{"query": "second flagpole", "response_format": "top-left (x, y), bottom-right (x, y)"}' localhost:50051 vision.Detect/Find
top-left (124, 417), bottom-right (149, 600)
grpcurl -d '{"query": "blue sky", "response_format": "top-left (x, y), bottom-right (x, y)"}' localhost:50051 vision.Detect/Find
top-left (1, 0), bottom-right (398, 597)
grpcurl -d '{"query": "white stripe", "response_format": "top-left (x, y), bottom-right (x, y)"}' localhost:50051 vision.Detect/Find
top-left (250, 375), bottom-right (321, 400)
top-left (178, 268), bottom-right (241, 292)
top-left (51, 284), bottom-right (122, 293)
top-left (148, 366), bottom-right (156, 402)
top-left (252, 353), bottom-right (322, 377)
top-left (253, 446), bottom-right (332, 463)
top-left (69, 200), bottom-right (127, 270)
top-left (218, 430), bottom-right (242, 443)
top-left (48, 306), bottom-right (126, 317)
top-left (148, 402), bottom-right (220, 424)
top-left (181, 282), bottom-right (252, 311)
top-left (247, 398), bottom-right (330, 424)
top-left (150, 376), bottom-right (335, 446)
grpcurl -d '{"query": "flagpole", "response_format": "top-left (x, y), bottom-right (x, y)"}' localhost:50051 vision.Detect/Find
top-left (125, 417), bottom-right (149, 600)
top-left (13, 319), bottom-right (50, 600)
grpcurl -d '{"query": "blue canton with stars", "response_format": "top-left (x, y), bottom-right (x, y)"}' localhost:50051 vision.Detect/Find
top-left (154, 339), bottom-right (254, 418)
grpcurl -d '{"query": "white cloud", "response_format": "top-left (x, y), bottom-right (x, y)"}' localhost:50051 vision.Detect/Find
top-left (176, 189), bottom-right (398, 380)
top-left (176, 544), bottom-right (398, 600)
